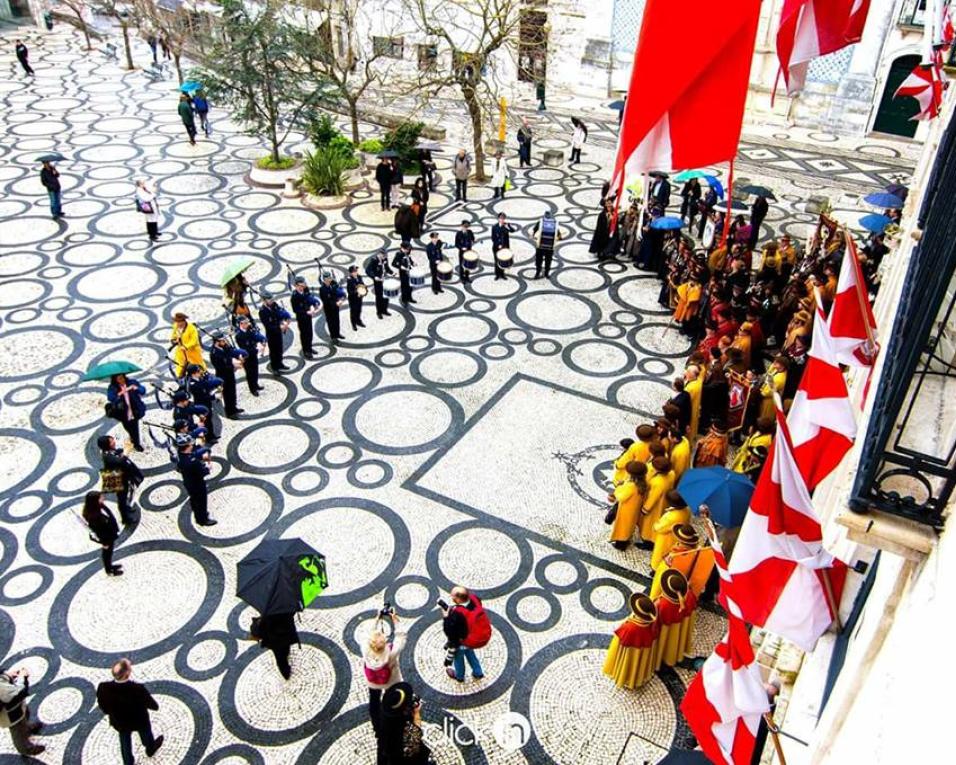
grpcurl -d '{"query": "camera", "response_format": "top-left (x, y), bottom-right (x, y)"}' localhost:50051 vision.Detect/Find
top-left (379, 601), bottom-right (395, 619)
top-left (442, 641), bottom-right (457, 667)
top-left (437, 598), bottom-right (449, 611)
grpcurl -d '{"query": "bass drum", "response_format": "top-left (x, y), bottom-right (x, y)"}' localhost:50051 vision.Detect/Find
top-left (409, 267), bottom-right (428, 287)
top-left (495, 248), bottom-right (513, 268)
top-left (437, 261), bottom-right (453, 281)
top-left (462, 250), bottom-right (479, 271)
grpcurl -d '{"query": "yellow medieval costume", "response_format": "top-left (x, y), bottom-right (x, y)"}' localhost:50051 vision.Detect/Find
top-left (649, 525), bottom-right (716, 599)
top-left (685, 375), bottom-right (703, 441)
top-left (653, 569), bottom-right (698, 670)
top-left (758, 369), bottom-right (787, 421)
top-left (673, 280), bottom-right (702, 323)
top-left (612, 443), bottom-right (634, 486)
top-left (730, 324), bottom-right (753, 369)
top-left (602, 594), bottom-right (659, 689)
top-left (669, 436), bottom-right (691, 482)
top-left (731, 431), bottom-right (773, 473)
top-left (651, 497), bottom-right (692, 570)
top-left (693, 425), bottom-right (729, 468)
top-left (639, 458), bottom-right (675, 543)
top-left (610, 463), bottom-right (648, 545)
top-left (708, 244), bottom-right (728, 273)
top-left (170, 317), bottom-right (205, 377)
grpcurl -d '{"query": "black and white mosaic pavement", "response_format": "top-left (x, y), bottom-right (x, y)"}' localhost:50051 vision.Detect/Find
top-left (0, 24), bottom-right (913, 765)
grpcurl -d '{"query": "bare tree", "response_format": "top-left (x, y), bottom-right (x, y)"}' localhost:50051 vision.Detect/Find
top-left (91, 0), bottom-right (139, 70)
top-left (288, 0), bottom-right (402, 144)
top-left (403, 0), bottom-right (524, 181)
top-left (61, 0), bottom-right (94, 50)
top-left (135, 0), bottom-right (195, 83)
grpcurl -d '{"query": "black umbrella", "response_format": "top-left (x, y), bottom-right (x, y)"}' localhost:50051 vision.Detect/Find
top-left (377, 150), bottom-right (399, 159)
top-left (649, 170), bottom-right (670, 179)
top-left (738, 184), bottom-right (776, 200)
top-left (36, 153), bottom-right (64, 163)
top-left (416, 140), bottom-right (443, 152)
top-left (237, 538), bottom-right (328, 616)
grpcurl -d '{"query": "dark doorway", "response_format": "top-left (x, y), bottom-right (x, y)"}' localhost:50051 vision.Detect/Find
top-left (872, 54), bottom-right (922, 138)
top-left (8, 0), bottom-right (33, 17)
top-left (518, 10), bottom-right (547, 84)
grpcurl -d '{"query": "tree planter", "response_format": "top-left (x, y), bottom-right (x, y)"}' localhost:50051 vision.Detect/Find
top-left (344, 168), bottom-right (365, 191)
top-left (248, 159), bottom-right (303, 189)
top-left (302, 193), bottom-right (350, 210)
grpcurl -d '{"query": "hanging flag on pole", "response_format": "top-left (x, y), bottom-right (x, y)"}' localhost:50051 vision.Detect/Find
top-left (727, 398), bottom-right (847, 651)
top-left (894, 62), bottom-right (945, 121)
top-left (789, 291), bottom-right (858, 491)
top-left (680, 531), bottom-right (769, 765)
top-left (608, 0), bottom-right (761, 208)
top-left (827, 235), bottom-right (878, 366)
top-left (776, 0), bottom-right (872, 97)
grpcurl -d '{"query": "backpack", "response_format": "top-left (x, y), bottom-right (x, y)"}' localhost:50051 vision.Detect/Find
top-left (460, 597), bottom-right (492, 649)
top-left (363, 645), bottom-right (393, 685)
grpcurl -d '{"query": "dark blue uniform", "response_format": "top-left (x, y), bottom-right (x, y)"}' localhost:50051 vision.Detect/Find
top-left (172, 402), bottom-right (209, 441)
top-left (235, 325), bottom-right (265, 394)
top-left (185, 373), bottom-right (222, 439)
top-left (106, 377), bottom-right (147, 450)
top-left (391, 250), bottom-right (415, 305)
top-left (346, 275), bottom-right (366, 330)
top-left (426, 240), bottom-right (445, 293)
top-left (258, 301), bottom-right (291, 372)
top-left (290, 288), bottom-right (320, 358)
top-left (177, 451), bottom-right (211, 525)
top-left (491, 222), bottom-right (518, 279)
top-left (210, 344), bottom-right (246, 417)
top-left (319, 282), bottom-right (344, 340)
top-left (454, 229), bottom-right (475, 283)
top-left (366, 255), bottom-right (393, 318)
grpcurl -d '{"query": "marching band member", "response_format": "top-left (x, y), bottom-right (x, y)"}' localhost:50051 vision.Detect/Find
top-left (366, 250), bottom-right (394, 319)
top-left (258, 291), bottom-right (292, 374)
top-left (234, 316), bottom-right (266, 396)
top-left (649, 524), bottom-right (715, 599)
top-left (490, 212), bottom-right (518, 280)
top-left (346, 265), bottom-right (367, 331)
top-left (175, 434), bottom-right (216, 527)
top-left (210, 331), bottom-right (247, 419)
top-left (611, 438), bottom-right (636, 486)
top-left (184, 363), bottom-right (222, 442)
top-left (290, 276), bottom-right (320, 360)
top-left (392, 243), bottom-right (416, 306)
top-left (454, 219), bottom-right (475, 283)
top-left (639, 456), bottom-right (674, 549)
top-left (650, 491), bottom-right (691, 571)
top-left (426, 232), bottom-right (445, 295)
top-left (319, 271), bottom-right (346, 342)
top-left (170, 312), bottom-right (205, 378)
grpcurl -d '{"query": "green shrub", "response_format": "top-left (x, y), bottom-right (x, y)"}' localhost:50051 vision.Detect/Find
top-left (357, 138), bottom-right (384, 154)
top-left (302, 146), bottom-right (348, 196)
top-left (256, 155), bottom-right (298, 170)
top-left (308, 113), bottom-right (339, 148)
top-left (382, 121), bottom-right (424, 172)
top-left (329, 134), bottom-right (359, 170)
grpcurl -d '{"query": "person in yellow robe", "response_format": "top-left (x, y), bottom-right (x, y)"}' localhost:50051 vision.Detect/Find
top-left (602, 594), bottom-right (659, 690)
top-left (639, 457), bottom-right (674, 547)
top-left (650, 491), bottom-right (691, 570)
top-left (653, 569), bottom-right (698, 670)
top-left (611, 438), bottom-right (636, 486)
top-left (645, 441), bottom-right (667, 480)
top-left (684, 365), bottom-right (703, 441)
top-left (729, 323), bottom-right (753, 370)
top-left (622, 424), bottom-right (657, 469)
top-left (758, 357), bottom-right (788, 421)
top-left (609, 461), bottom-right (648, 550)
top-left (650, 524), bottom-right (717, 599)
top-left (731, 416), bottom-right (774, 474)
top-left (170, 312), bottom-right (205, 378)
top-left (693, 423), bottom-right (729, 468)
top-left (668, 428), bottom-right (691, 482)
top-left (673, 278), bottom-right (701, 326)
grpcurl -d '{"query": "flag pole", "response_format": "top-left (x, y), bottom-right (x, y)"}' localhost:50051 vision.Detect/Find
top-left (765, 713), bottom-right (789, 765)
top-left (840, 226), bottom-right (878, 350)
top-left (821, 568), bottom-right (844, 632)
top-left (720, 159), bottom-right (735, 247)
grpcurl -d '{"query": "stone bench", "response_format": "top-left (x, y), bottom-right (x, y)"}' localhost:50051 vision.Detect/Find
top-left (543, 149), bottom-right (564, 167)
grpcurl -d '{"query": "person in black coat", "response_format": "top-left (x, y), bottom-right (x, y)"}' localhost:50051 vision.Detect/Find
top-left (253, 612), bottom-right (300, 680)
top-left (97, 436), bottom-right (143, 525)
top-left (319, 272), bottom-right (345, 341)
top-left (82, 491), bottom-right (123, 576)
top-left (210, 332), bottom-right (246, 418)
top-left (418, 149), bottom-right (436, 190)
top-left (234, 316), bottom-right (265, 396)
top-left (651, 174), bottom-right (671, 209)
top-left (379, 682), bottom-right (431, 765)
top-left (375, 158), bottom-right (392, 211)
top-left (517, 118), bottom-right (532, 168)
top-left (96, 659), bottom-right (164, 765)
top-left (346, 266), bottom-right (366, 331)
top-left (106, 374), bottom-right (146, 451)
top-left (426, 232), bottom-right (445, 294)
top-left (366, 251), bottom-right (394, 318)
top-left (391, 244), bottom-right (416, 305)
top-left (589, 200), bottom-right (612, 258)
top-left (39, 160), bottom-right (62, 218)
top-left (667, 378), bottom-right (692, 435)
top-left (394, 204), bottom-right (420, 246)
top-left (680, 179), bottom-right (702, 228)
top-left (176, 435), bottom-right (215, 527)
top-left (411, 178), bottom-right (429, 229)
top-left (258, 291), bottom-right (292, 373)
top-left (454, 220), bottom-right (476, 283)
top-left (290, 276), bottom-right (320, 359)
top-left (749, 195), bottom-right (769, 250)
top-left (185, 364), bottom-right (223, 440)
top-left (490, 213), bottom-right (518, 280)
top-left (14, 40), bottom-right (34, 75)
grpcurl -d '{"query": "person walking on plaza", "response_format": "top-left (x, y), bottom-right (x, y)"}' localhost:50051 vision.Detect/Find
top-left (178, 93), bottom-right (197, 145)
top-left (366, 250), bottom-right (393, 319)
top-left (0, 666), bottom-right (44, 756)
top-left (375, 157), bottom-right (392, 212)
top-left (210, 332), bottom-right (245, 418)
top-left (346, 265), bottom-right (366, 331)
top-left (570, 118), bottom-right (587, 165)
top-left (147, 34), bottom-right (158, 64)
top-left (176, 434), bottom-right (216, 527)
top-left (97, 435), bottom-right (143, 525)
top-left (81, 491), bottom-right (123, 576)
top-left (441, 586), bottom-right (490, 682)
top-left (453, 149), bottom-right (471, 202)
top-left (455, 219), bottom-right (476, 284)
top-left (234, 315), bottom-right (265, 396)
top-left (258, 290), bottom-right (292, 374)
top-left (159, 35), bottom-right (171, 60)
top-left (96, 659), bottom-right (164, 765)
top-left (14, 40), bottom-right (34, 75)
top-left (135, 179), bottom-right (162, 242)
top-left (749, 194), bottom-right (769, 250)
top-left (252, 612), bottom-right (299, 680)
top-left (490, 212), bottom-right (518, 280)
top-left (192, 90), bottom-right (211, 137)
top-left (517, 118), bottom-right (532, 168)
top-left (532, 210), bottom-right (561, 279)
top-left (389, 158), bottom-right (403, 209)
top-left (411, 177), bottom-right (429, 229)
top-left (40, 160), bottom-right (62, 219)
top-left (490, 151), bottom-right (509, 199)
top-left (536, 79), bottom-right (546, 111)
top-left (106, 373), bottom-right (146, 451)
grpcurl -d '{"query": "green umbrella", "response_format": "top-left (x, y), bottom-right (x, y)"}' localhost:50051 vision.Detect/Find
top-left (674, 170), bottom-right (710, 182)
top-left (83, 360), bottom-right (142, 381)
top-left (220, 257), bottom-right (256, 288)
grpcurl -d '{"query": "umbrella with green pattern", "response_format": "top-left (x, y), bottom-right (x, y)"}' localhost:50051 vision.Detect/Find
top-left (83, 360), bottom-right (142, 381)
top-left (220, 257), bottom-right (256, 288)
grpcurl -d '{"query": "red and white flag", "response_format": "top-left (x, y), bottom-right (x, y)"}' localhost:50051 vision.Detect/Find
top-left (776, 0), bottom-right (871, 96)
top-left (728, 401), bottom-right (846, 651)
top-left (681, 535), bottom-right (768, 765)
top-left (609, 0), bottom-right (760, 201)
top-left (789, 292), bottom-right (857, 490)
top-left (827, 235), bottom-right (878, 366)
top-left (894, 62), bottom-right (945, 121)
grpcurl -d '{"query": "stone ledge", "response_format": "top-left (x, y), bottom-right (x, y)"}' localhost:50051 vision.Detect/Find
top-left (836, 508), bottom-right (937, 561)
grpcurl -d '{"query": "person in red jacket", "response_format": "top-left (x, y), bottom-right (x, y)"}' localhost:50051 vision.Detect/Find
top-left (441, 586), bottom-right (490, 682)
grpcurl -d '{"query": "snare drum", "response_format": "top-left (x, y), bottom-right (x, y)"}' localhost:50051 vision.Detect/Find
top-left (409, 267), bottom-right (428, 287)
top-left (356, 284), bottom-right (368, 298)
top-left (462, 250), bottom-right (479, 271)
top-left (437, 261), bottom-right (453, 281)
top-left (496, 248), bottom-right (513, 268)
top-left (383, 278), bottom-right (400, 299)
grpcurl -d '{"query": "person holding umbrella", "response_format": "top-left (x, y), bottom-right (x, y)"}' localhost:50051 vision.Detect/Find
top-left (251, 613), bottom-right (299, 680)
top-left (81, 491), bottom-right (123, 576)
top-left (39, 159), bottom-right (62, 219)
top-left (97, 435), bottom-right (143, 526)
top-left (178, 93), bottom-right (197, 145)
top-left (106, 372), bottom-right (147, 452)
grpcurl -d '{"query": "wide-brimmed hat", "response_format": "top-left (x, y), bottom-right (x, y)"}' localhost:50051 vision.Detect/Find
top-left (660, 568), bottom-right (689, 604)
top-left (382, 682), bottom-right (414, 718)
top-left (673, 524), bottom-right (699, 546)
top-left (628, 593), bottom-right (657, 623)
top-left (173, 312), bottom-right (188, 321)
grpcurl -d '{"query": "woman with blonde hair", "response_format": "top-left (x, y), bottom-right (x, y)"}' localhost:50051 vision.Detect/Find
top-left (363, 610), bottom-right (407, 757)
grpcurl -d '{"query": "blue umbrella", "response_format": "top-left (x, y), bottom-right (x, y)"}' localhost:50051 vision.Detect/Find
top-left (678, 467), bottom-right (755, 528)
top-left (863, 192), bottom-right (904, 209)
top-left (650, 216), bottom-right (684, 231)
top-left (701, 174), bottom-right (725, 199)
top-left (859, 213), bottom-right (892, 234)
top-left (180, 80), bottom-right (203, 94)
